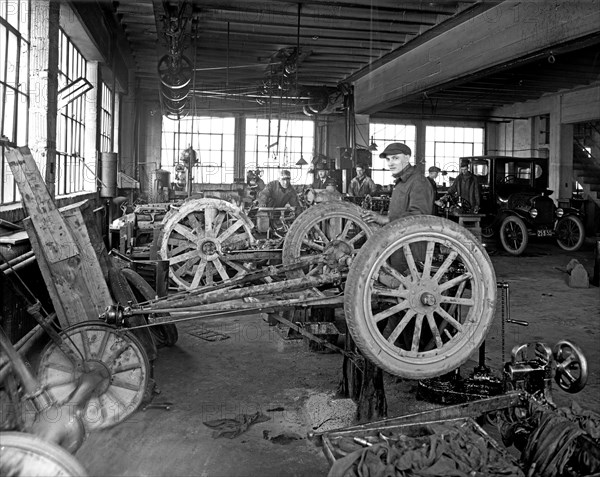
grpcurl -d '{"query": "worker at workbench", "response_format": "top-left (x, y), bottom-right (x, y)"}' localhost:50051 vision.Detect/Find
top-left (257, 169), bottom-right (302, 214)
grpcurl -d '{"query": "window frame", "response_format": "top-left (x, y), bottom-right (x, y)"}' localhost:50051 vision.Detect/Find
top-left (55, 27), bottom-right (88, 196)
top-left (1, 0), bottom-right (30, 205)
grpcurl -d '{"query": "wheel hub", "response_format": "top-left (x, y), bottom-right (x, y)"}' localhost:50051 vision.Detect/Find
top-left (80, 359), bottom-right (112, 396)
top-left (420, 292), bottom-right (437, 306)
top-left (198, 238), bottom-right (221, 260)
top-left (407, 279), bottom-right (440, 313)
top-left (323, 240), bottom-right (354, 268)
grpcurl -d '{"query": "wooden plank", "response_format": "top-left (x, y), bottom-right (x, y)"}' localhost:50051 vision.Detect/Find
top-left (355, 0), bottom-right (600, 114)
top-left (5, 147), bottom-right (110, 327)
top-left (60, 201), bottom-right (112, 282)
top-left (60, 204), bottom-right (114, 317)
top-left (4, 147), bottom-right (78, 263)
top-left (0, 231), bottom-right (29, 245)
top-left (23, 218), bottom-right (69, 328)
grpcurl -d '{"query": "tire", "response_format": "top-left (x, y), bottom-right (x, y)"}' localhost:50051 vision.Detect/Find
top-left (108, 267), bottom-right (158, 362)
top-left (555, 215), bottom-right (585, 252)
top-left (499, 215), bottom-right (528, 256)
top-left (121, 268), bottom-right (178, 348)
top-left (0, 431), bottom-right (88, 476)
top-left (344, 215), bottom-right (496, 379)
top-left (37, 322), bottom-right (150, 431)
top-left (157, 198), bottom-right (255, 290)
top-left (282, 201), bottom-right (373, 279)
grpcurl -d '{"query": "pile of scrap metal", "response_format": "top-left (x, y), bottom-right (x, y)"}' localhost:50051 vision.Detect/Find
top-left (312, 337), bottom-right (599, 477)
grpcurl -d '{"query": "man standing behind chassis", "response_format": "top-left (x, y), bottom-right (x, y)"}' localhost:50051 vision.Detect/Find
top-left (361, 143), bottom-right (434, 226)
top-left (438, 158), bottom-right (481, 213)
top-left (348, 163), bottom-right (378, 197)
top-left (257, 169), bottom-right (302, 215)
top-left (361, 143), bottom-right (434, 276)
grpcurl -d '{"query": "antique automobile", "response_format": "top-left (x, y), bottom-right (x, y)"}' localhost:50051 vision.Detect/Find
top-left (462, 155), bottom-right (585, 255)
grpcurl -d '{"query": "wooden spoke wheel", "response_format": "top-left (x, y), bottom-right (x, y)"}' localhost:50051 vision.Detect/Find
top-left (555, 215), bottom-right (585, 252)
top-left (0, 432), bottom-right (88, 476)
top-left (37, 322), bottom-right (149, 431)
top-left (344, 215), bottom-right (497, 379)
top-left (499, 215), bottom-right (528, 256)
top-left (281, 201), bottom-right (373, 279)
top-left (158, 198), bottom-right (256, 290)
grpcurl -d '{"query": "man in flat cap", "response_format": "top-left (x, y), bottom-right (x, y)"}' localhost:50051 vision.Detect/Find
top-left (361, 143), bottom-right (434, 226)
top-left (361, 143), bottom-right (434, 343)
top-left (441, 159), bottom-right (480, 213)
top-left (258, 169), bottom-right (302, 215)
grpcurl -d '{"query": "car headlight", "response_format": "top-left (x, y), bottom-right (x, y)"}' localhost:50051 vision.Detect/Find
top-left (530, 208), bottom-right (538, 218)
top-left (555, 208), bottom-right (564, 218)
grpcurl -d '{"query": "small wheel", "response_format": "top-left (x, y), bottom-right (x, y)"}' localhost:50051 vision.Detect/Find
top-left (344, 215), bottom-right (496, 379)
top-left (553, 340), bottom-right (588, 393)
top-left (0, 431), bottom-right (88, 476)
top-left (121, 268), bottom-right (179, 348)
top-left (499, 215), bottom-right (528, 255)
top-left (37, 322), bottom-right (150, 431)
top-left (158, 198), bottom-right (256, 289)
top-left (555, 215), bottom-right (585, 252)
top-left (282, 201), bottom-right (373, 278)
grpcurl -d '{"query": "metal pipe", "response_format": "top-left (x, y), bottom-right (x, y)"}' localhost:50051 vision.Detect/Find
top-left (145, 271), bottom-right (344, 310)
top-left (130, 294), bottom-right (344, 319)
top-left (0, 251), bottom-right (36, 273)
top-left (0, 326), bottom-right (51, 410)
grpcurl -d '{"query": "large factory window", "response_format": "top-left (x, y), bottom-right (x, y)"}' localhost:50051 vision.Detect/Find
top-left (0, 0), bottom-right (29, 204)
top-left (369, 123), bottom-right (416, 186)
top-left (162, 116), bottom-right (235, 184)
top-left (425, 126), bottom-right (484, 187)
top-left (245, 118), bottom-right (314, 184)
top-left (56, 28), bottom-right (89, 195)
top-left (100, 82), bottom-right (113, 153)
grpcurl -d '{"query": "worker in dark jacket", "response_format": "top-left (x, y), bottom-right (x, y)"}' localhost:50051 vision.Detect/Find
top-left (257, 169), bottom-right (301, 214)
top-left (361, 143), bottom-right (434, 226)
top-left (348, 163), bottom-right (378, 197)
top-left (427, 166), bottom-right (441, 215)
top-left (360, 142), bottom-right (434, 345)
top-left (440, 159), bottom-right (480, 213)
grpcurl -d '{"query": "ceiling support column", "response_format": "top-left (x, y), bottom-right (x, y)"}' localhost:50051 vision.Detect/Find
top-left (549, 96), bottom-right (574, 202)
top-left (234, 115), bottom-right (246, 180)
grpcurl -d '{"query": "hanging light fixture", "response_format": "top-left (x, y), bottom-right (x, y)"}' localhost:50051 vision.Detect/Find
top-left (296, 154), bottom-right (308, 166)
top-left (368, 136), bottom-right (378, 151)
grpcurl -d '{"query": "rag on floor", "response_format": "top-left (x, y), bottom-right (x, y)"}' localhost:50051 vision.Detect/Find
top-left (203, 411), bottom-right (271, 439)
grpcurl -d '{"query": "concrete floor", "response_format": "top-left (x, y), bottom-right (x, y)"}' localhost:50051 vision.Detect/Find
top-left (73, 238), bottom-right (600, 477)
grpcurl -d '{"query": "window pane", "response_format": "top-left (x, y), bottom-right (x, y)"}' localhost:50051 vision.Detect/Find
top-left (245, 117), bottom-right (314, 185)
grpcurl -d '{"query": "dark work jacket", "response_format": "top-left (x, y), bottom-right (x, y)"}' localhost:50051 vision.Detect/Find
top-left (349, 175), bottom-right (377, 197)
top-left (312, 177), bottom-right (329, 189)
top-left (388, 165), bottom-right (435, 222)
top-left (257, 180), bottom-right (300, 209)
top-left (448, 172), bottom-right (480, 209)
top-left (427, 177), bottom-right (438, 214)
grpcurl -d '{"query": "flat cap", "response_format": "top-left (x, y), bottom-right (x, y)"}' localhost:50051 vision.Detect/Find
top-left (428, 166), bottom-right (441, 173)
top-left (460, 158), bottom-right (471, 167)
top-left (379, 143), bottom-right (411, 158)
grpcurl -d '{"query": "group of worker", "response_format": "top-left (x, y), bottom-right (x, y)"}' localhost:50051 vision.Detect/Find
top-left (251, 142), bottom-right (481, 221)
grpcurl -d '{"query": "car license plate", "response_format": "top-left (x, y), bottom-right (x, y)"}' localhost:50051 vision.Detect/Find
top-left (537, 228), bottom-right (553, 237)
